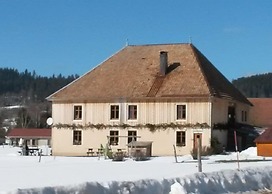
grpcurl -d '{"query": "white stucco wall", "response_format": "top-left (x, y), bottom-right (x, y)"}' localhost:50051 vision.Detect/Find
top-left (211, 98), bottom-right (251, 125)
top-left (52, 127), bottom-right (211, 156)
top-left (51, 100), bottom-right (213, 156)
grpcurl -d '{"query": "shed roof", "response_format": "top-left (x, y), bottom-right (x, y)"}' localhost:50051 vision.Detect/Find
top-left (254, 128), bottom-right (272, 143)
top-left (47, 43), bottom-right (251, 105)
top-left (7, 128), bottom-right (51, 138)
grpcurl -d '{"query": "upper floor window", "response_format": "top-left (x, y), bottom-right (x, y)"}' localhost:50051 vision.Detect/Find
top-left (177, 105), bottom-right (186, 120)
top-left (110, 105), bottom-right (119, 120)
top-left (73, 130), bottom-right (82, 145)
top-left (241, 110), bottom-right (248, 122)
top-left (128, 105), bottom-right (137, 120)
top-left (74, 105), bottom-right (82, 120)
top-left (109, 130), bottom-right (119, 145)
top-left (176, 131), bottom-right (186, 146)
top-left (128, 130), bottom-right (137, 144)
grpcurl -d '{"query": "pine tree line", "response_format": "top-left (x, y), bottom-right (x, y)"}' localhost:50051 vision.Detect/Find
top-left (232, 73), bottom-right (272, 98)
top-left (0, 68), bottom-right (78, 130)
top-left (0, 68), bottom-right (78, 106)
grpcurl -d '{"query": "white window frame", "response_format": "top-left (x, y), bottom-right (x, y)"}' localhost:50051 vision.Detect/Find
top-left (73, 130), bottom-right (82, 145)
top-left (128, 130), bottom-right (137, 144)
top-left (127, 104), bottom-right (138, 121)
top-left (176, 130), bottom-right (186, 147)
top-left (176, 104), bottom-right (187, 121)
top-left (73, 104), bottom-right (83, 121)
top-left (109, 130), bottom-right (119, 146)
top-left (110, 104), bottom-right (120, 121)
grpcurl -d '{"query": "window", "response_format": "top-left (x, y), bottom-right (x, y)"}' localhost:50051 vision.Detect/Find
top-left (110, 105), bottom-right (119, 120)
top-left (242, 110), bottom-right (248, 122)
top-left (128, 130), bottom-right (137, 144)
top-left (128, 105), bottom-right (137, 120)
top-left (177, 105), bottom-right (186, 120)
top-left (32, 139), bottom-right (37, 147)
top-left (109, 130), bottom-right (119, 145)
top-left (176, 131), bottom-right (186, 146)
top-left (73, 131), bottom-right (82, 145)
top-left (74, 105), bottom-right (82, 120)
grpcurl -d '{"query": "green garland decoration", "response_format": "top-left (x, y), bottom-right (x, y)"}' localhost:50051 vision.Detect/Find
top-left (53, 122), bottom-right (210, 132)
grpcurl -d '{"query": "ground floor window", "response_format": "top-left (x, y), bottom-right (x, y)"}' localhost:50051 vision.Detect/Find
top-left (128, 130), bottom-right (137, 144)
top-left (176, 131), bottom-right (186, 146)
top-left (73, 130), bottom-right (82, 145)
top-left (109, 130), bottom-right (119, 145)
top-left (32, 139), bottom-right (38, 147)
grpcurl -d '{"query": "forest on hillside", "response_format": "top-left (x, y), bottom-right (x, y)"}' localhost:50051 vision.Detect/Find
top-left (232, 73), bottom-right (272, 98)
top-left (0, 68), bottom-right (78, 105)
top-left (0, 68), bottom-right (78, 130)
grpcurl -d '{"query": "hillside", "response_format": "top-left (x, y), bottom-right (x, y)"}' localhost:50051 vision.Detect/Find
top-left (0, 68), bottom-right (78, 105)
top-left (0, 68), bottom-right (78, 130)
top-left (232, 73), bottom-right (272, 98)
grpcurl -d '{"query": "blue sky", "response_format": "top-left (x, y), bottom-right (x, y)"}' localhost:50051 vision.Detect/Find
top-left (0, 1), bottom-right (271, 81)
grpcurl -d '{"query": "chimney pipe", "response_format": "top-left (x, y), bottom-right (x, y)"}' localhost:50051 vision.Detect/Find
top-left (160, 51), bottom-right (168, 76)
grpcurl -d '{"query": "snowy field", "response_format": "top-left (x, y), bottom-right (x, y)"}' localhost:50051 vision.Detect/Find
top-left (1, 146), bottom-right (272, 194)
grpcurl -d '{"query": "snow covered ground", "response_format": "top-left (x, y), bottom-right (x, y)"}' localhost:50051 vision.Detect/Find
top-left (0, 146), bottom-right (272, 194)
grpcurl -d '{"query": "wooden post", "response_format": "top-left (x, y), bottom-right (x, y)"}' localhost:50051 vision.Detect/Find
top-left (197, 135), bottom-right (202, 172)
top-left (234, 130), bottom-right (240, 170)
top-left (173, 145), bottom-right (178, 163)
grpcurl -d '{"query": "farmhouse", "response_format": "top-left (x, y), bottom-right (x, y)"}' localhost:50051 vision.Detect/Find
top-left (47, 43), bottom-right (252, 156)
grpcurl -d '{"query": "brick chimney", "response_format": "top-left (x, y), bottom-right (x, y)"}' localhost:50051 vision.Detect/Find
top-left (160, 51), bottom-right (168, 76)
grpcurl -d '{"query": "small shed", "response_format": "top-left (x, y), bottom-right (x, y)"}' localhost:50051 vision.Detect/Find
top-left (254, 128), bottom-right (272, 157)
top-left (7, 128), bottom-right (52, 147)
top-left (127, 141), bottom-right (152, 159)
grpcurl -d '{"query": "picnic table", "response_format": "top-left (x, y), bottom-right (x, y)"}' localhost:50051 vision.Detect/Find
top-left (19, 147), bottom-right (41, 156)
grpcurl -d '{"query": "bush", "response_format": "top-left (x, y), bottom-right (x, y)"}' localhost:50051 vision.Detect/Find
top-left (191, 146), bottom-right (214, 159)
top-left (211, 137), bottom-right (223, 154)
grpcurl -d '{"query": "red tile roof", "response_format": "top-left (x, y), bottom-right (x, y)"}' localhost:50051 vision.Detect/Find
top-left (248, 98), bottom-right (272, 128)
top-left (7, 128), bottom-right (51, 138)
top-left (255, 128), bottom-right (272, 143)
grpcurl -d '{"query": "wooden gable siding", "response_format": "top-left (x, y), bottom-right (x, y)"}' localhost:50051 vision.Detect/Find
top-left (52, 100), bottom-right (212, 126)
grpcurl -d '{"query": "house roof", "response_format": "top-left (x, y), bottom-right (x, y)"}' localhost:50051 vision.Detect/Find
top-left (254, 128), bottom-right (272, 143)
top-left (248, 98), bottom-right (272, 128)
top-left (7, 128), bottom-right (51, 138)
top-left (47, 43), bottom-right (251, 105)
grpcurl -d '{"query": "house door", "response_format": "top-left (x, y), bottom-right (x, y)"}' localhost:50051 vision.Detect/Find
top-left (228, 106), bottom-right (236, 126)
top-left (193, 133), bottom-right (202, 149)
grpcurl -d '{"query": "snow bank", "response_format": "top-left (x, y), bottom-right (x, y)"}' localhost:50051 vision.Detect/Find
top-left (2, 146), bottom-right (272, 194)
top-left (11, 166), bottom-right (272, 194)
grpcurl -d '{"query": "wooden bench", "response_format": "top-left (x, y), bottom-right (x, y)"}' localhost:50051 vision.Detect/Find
top-left (87, 148), bottom-right (94, 156)
top-left (96, 148), bottom-right (104, 156)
